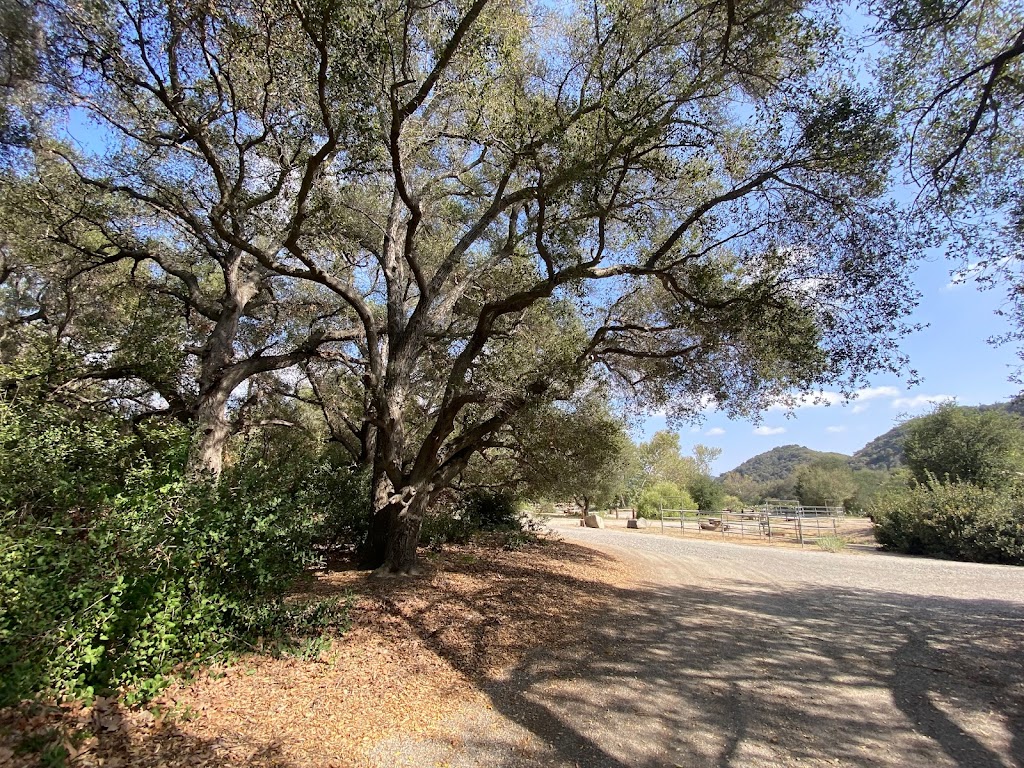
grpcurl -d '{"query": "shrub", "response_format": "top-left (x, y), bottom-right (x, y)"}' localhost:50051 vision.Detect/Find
top-left (459, 490), bottom-right (522, 531)
top-left (637, 481), bottom-right (694, 518)
top-left (870, 479), bottom-right (1024, 565)
top-left (0, 400), bottom-right (364, 706)
top-left (421, 510), bottom-right (476, 547)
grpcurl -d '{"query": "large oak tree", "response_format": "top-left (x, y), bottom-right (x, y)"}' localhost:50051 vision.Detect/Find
top-left (8, 0), bottom-right (921, 573)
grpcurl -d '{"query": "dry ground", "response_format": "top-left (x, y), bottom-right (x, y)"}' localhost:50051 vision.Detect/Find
top-left (0, 536), bottom-right (633, 768)
top-left (4, 524), bottom-right (1023, 768)
top-left (586, 512), bottom-right (877, 549)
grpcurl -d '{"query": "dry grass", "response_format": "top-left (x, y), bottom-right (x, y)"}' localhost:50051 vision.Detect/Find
top-left (0, 537), bottom-right (632, 768)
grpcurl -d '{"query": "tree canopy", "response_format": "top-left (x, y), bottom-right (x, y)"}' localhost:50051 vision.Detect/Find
top-left (903, 403), bottom-right (1024, 488)
top-left (1, 0), bottom-right (925, 573)
top-left (874, 0), bottom-right (1024, 374)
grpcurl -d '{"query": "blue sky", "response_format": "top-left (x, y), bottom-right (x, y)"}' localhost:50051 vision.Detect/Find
top-left (640, 255), bottom-right (1021, 475)
top-left (633, 2), bottom-right (1021, 476)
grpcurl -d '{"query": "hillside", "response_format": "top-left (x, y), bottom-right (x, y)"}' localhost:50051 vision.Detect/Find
top-left (724, 444), bottom-right (852, 482)
top-left (851, 425), bottom-right (909, 471)
top-left (723, 400), bottom-right (1024, 479)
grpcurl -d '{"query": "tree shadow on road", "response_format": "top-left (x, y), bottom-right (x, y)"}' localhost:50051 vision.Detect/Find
top-left (392, 556), bottom-right (1024, 768)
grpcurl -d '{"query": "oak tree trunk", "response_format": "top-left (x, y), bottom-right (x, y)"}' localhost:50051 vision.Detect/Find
top-left (187, 387), bottom-right (232, 479)
top-left (375, 491), bottom-right (428, 576)
top-left (357, 462), bottom-right (396, 567)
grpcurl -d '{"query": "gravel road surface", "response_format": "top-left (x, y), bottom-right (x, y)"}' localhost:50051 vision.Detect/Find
top-left (371, 521), bottom-right (1024, 768)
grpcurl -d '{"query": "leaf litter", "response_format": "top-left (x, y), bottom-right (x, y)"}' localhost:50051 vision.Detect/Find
top-left (0, 536), bottom-right (629, 768)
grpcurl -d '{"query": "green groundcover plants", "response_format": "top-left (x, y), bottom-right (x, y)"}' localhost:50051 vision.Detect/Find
top-left (0, 398), bottom-right (366, 706)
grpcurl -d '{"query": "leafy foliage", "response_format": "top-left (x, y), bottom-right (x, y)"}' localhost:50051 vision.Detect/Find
top-left (872, 0), bottom-right (1024, 377)
top-left (637, 481), bottom-right (695, 518)
top-left (459, 491), bottom-right (522, 532)
top-left (688, 475), bottom-right (727, 512)
top-left (871, 479), bottom-right (1024, 565)
top-left (903, 403), bottom-right (1024, 488)
top-left (0, 399), bottom-right (365, 706)
top-left (794, 458), bottom-right (858, 507)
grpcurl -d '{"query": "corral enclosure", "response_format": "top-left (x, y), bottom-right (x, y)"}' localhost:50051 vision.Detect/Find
top-left (539, 506), bottom-right (876, 548)
top-left (654, 507), bottom-right (851, 546)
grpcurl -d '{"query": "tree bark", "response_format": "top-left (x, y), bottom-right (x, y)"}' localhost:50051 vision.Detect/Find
top-left (372, 488), bottom-right (429, 576)
top-left (187, 386), bottom-right (232, 479)
top-left (358, 466), bottom-right (396, 567)
top-left (184, 275), bottom-right (258, 480)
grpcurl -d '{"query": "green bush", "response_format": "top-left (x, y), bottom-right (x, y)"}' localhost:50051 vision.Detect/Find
top-left (420, 490), bottom-right (527, 548)
top-left (459, 490), bottom-right (522, 531)
top-left (421, 510), bottom-right (476, 547)
top-left (637, 481), bottom-right (694, 518)
top-left (0, 400), bottom-right (364, 706)
top-left (870, 479), bottom-right (1024, 565)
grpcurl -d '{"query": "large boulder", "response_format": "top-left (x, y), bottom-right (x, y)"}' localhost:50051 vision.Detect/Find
top-left (584, 514), bottom-right (605, 529)
top-left (626, 519), bottom-right (640, 529)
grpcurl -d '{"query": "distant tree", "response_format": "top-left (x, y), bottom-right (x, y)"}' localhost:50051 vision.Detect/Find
top-left (689, 475), bottom-right (726, 511)
top-left (637, 481), bottom-right (695, 518)
top-left (846, 468), bottom-right (893, 513)
top-left (903, 404), bottom-right (1024, 489)
top-left (794, 458), bottom-right (857, 507)
top-left (720, 471), bottom-right (768, 504)
top-left (693, 445), bottom-right (723, 476)
top-left (621, 431), bottom-right (698, 504)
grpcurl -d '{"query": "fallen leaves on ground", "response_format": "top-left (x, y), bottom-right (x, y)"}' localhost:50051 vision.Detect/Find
top-left (0, 537), bottom-right (630, 768)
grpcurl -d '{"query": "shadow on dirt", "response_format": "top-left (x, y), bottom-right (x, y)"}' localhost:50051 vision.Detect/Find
top-left (393, 555), bottom-right (1024, 768)
top-left (0, 698), bottom-right (295, 768)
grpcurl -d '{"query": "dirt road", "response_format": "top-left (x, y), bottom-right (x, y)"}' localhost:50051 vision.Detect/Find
top-left (372, 521), bottom-right (1024, 768)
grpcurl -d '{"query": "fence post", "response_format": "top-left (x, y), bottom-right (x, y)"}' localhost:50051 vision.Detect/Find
top-left (833, 517), bottom-right (838, 536)
top-left (722, 510), bottom-right (727, 538)
top-left (798, 513), bottom-right (804, 547)
top-left (660, 503), bottom-right (664, 533)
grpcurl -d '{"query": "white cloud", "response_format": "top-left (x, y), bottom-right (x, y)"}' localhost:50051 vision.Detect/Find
top-left (945, 262), bottom-right (983, 290)
top-left (853, 386), bottom-right (900, 401)
top-left (825, 425), bottom-right (847, 433)
top-left (754, 426), bottom-right (786, 436)
top-left (705, 427), bottom-right (726, 436)
top-left (851, 403), bottom-right (868, 414)
top-left (944, 257), bottom-right (1011, 290)
top-left (891, 394), bottom-right (955, 410)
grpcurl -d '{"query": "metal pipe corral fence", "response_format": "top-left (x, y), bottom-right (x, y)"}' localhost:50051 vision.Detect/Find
top-left (656, 504), bottom-right (846, 547)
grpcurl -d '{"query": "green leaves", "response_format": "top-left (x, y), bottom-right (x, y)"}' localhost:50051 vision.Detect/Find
top-left (0, 400), bottom-right (365, 706)
top-left (871, 478), bottom-right (1024, 564)
top-left (903, 403), bottom-right (1024, 489)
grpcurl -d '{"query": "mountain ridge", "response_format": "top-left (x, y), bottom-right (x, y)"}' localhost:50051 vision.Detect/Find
top-left (719, 400), bottom-right (1024, 481)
